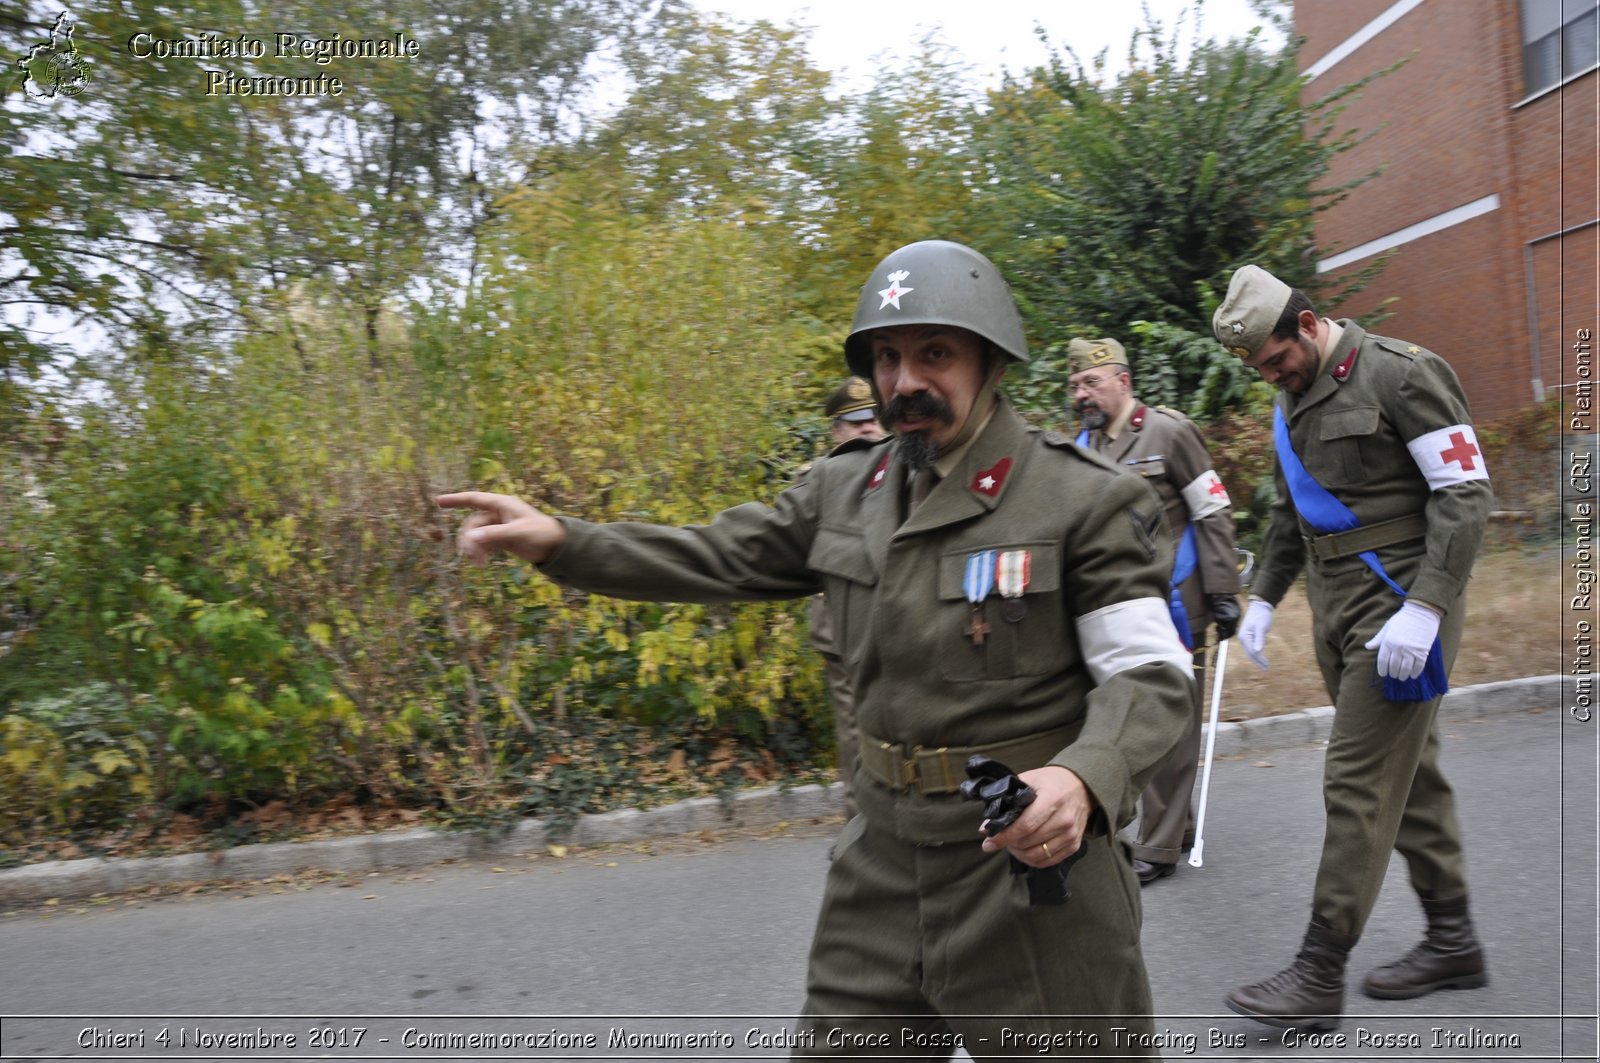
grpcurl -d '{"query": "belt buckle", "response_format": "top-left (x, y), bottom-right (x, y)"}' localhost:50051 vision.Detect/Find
top-left (901, 746), bottom-right (921, 789)
top-left (911, 746), bottom-right (959, 794)
top-left (877, 740), bottom-right (917, 791)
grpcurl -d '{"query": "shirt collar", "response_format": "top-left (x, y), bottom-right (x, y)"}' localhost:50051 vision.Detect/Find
top-left (1316, 318), bottom-right (1344, 374)
top-left (1102, 396), bottom-right (1137, 440)
top-left (933, 398), bottom-right (997, 480)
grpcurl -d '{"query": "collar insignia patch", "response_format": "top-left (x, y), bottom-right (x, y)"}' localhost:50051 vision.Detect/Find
top-left (971, 457), bottom-right (1013, 497)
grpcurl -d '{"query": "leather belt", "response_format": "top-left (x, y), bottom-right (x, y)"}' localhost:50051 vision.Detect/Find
top-left (1303, 513), bottom-right (1428, 562)
top-left (858, 722), bottom-right (1083, 796)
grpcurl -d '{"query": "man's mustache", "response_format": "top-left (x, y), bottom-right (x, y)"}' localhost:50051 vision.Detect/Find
top-left (885, 393), bottom-right (954, 428)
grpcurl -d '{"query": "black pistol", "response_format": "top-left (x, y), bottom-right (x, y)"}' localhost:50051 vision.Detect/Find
top-left (960, 754), bottom-right (1088, 906)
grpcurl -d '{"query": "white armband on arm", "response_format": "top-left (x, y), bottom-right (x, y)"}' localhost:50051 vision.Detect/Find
top-left (1075, 597), bottom-right (1194, 683)
top-left (1181, 469), bottom-right (1231, 520)
top-left (1406, 424), bottom-right (1489, 490)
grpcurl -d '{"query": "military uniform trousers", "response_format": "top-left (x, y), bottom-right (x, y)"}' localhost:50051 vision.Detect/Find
top-left (1130, 645), bottom-right (1206, 865)
top-left (793, 815), bottom-right (1158, 1060)
top-left (1307, 555), bottom-right (1470, 937)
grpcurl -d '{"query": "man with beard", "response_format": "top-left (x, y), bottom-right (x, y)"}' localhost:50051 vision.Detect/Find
top-left (807, 377), bottom-right (886, 817)
top-left (1066, 337), bottom-right (1240, 885)
top-left (437, 240), bottom-right (1193, 1057)
top-left (1215, 264), bottom-right (1491, 1031)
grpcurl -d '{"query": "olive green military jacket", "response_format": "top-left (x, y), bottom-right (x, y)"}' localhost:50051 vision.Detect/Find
top-left (540, 398), bottom-right (1194, 844)
top-left (1082, 402), bottom-right (1240, 642)
top-left (1251, 322), bottom-right (1492, 613)
top-left (797, 435), bottom-right (878, 660)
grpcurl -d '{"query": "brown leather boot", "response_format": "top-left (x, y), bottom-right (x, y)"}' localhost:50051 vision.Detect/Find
top-left (1225, 915), bottom-right (1357, 1031)
top-left (1362, 894), bottom-right (1488, 999)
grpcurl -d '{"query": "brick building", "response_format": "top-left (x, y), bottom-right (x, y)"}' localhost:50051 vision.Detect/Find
top-left (1295, 0), bottom-right (1597, 422)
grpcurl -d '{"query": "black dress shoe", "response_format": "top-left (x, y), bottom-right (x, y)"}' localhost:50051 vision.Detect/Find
top-left (1133, 859), bottom-right (1177, 885)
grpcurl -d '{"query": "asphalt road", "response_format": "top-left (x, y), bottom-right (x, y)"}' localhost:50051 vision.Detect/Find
top-left (1, 708), bottom-right (1594, 1062)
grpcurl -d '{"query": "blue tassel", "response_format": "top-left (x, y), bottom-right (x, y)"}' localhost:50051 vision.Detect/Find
top-left (1379, 637), bottom-right (1450, 703)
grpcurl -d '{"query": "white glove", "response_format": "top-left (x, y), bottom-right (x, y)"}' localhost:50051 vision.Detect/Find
top-left (1238, 599), bottom-right (1275, 671)
top-left (1364, 600), bottom-right (1441, 682)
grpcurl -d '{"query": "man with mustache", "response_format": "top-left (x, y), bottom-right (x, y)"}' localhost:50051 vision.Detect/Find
top-left (1215, 264), bottom-right (1492, 1031)
top-left (438, 240), bottom-right (1193, 1056)
top-left (1066, 337), bottom-right (1240, 886)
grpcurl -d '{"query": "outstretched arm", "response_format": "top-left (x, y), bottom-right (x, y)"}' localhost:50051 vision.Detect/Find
top-left (437, 481), bottom-right (821, 605)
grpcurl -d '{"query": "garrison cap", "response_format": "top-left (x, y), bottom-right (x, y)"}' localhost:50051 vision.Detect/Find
top-left (824, 376), bottom-right (879, 421)
top-left (1066, 337), bottom-right (1128, 374)
top-left (1213, 264), bottom-right (1294, 359)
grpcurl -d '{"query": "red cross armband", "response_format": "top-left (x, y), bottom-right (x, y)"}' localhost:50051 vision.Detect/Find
top-left (1406, 425), bottom-right (1489, 491)
top-left (1181, 469), bottom-right (1231, 519)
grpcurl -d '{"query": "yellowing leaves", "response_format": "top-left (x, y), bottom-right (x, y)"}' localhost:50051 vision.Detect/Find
top-left (2, 743), bottom-right (42, 774)
top-left (90, 750), bottom-right (133, 775)
top-left (374, 435), bottom-right (416, 473)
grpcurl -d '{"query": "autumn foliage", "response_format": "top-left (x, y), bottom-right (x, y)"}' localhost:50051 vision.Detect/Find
top-left (2, 2), bottom-right (1447, 853)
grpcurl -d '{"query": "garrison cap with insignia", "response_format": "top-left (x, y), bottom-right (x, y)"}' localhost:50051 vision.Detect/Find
top-left (824, 376), bottom-right (879, 422)
top-left (1066, 337), bottom-right (1128, 374)
top-left (1213, 264), bottom-right (1293, 360)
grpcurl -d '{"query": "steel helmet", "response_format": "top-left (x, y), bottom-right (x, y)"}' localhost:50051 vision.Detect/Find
top-left (844, 240), bottom-right (1029, 378)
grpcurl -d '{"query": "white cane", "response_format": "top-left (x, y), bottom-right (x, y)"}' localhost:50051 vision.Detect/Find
top-left (1187, 637), bottom-right (1227, 868)
top-left (1189, 548), bottom-right (1251, 869)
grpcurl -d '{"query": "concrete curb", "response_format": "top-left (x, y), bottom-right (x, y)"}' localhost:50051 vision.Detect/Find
top-left (0, 676), bottom-right (1570, 907)
top-left (1207, 673), bottom-right (1573, 759)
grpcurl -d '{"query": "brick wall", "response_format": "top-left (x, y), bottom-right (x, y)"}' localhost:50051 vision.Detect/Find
top-left (1292, 0), bottom-right (1598, 421)
top-left (1324, 214), bottom-right (1530, 419)
top-left (1295, 0), bottom-right (1397, 49)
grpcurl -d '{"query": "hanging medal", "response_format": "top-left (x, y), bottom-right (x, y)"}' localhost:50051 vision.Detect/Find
top-left (963, 549), bottom-right (996, 645)
top-left (997, 549), bottom-right (1031, 622)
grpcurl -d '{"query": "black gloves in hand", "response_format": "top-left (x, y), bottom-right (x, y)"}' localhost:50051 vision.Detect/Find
top-left (1209, 593), bottom-right (1242, 640)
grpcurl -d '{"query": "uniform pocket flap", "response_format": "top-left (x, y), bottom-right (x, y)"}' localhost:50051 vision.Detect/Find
top-left (1319, 405), bottom-right (1380, 440)
top-left (937, 543), bottom-right (1060, 600)
top-left (807, 525), bottom-right (878, 585)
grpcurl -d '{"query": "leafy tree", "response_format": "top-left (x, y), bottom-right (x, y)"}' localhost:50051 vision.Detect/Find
top-left (973, 11), bottom-right (1385, 419)
top-left (0, 0), bottom-right (642, 402)
top-left (795, 39), bottom-right (990, 326)
top-left (581, 3), bottom-right (836, 232)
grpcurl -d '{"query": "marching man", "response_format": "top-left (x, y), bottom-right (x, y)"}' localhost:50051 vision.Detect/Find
top-left (1067, 337), bottom-right (1240, 885)
top-left (1216, 265), bottom-right (1493, 1031)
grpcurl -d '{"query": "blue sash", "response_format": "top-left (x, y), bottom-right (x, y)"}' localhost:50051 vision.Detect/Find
top-left (1273, 406), bottom-right (1446, 702)
top-left (1080, 428), bottom-right (1197, 650)
top-left (1169, 524), bottom-right (1197, 651)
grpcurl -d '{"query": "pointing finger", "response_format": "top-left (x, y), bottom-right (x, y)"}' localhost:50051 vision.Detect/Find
top-left (435, 491), bottom-right (505, 511)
